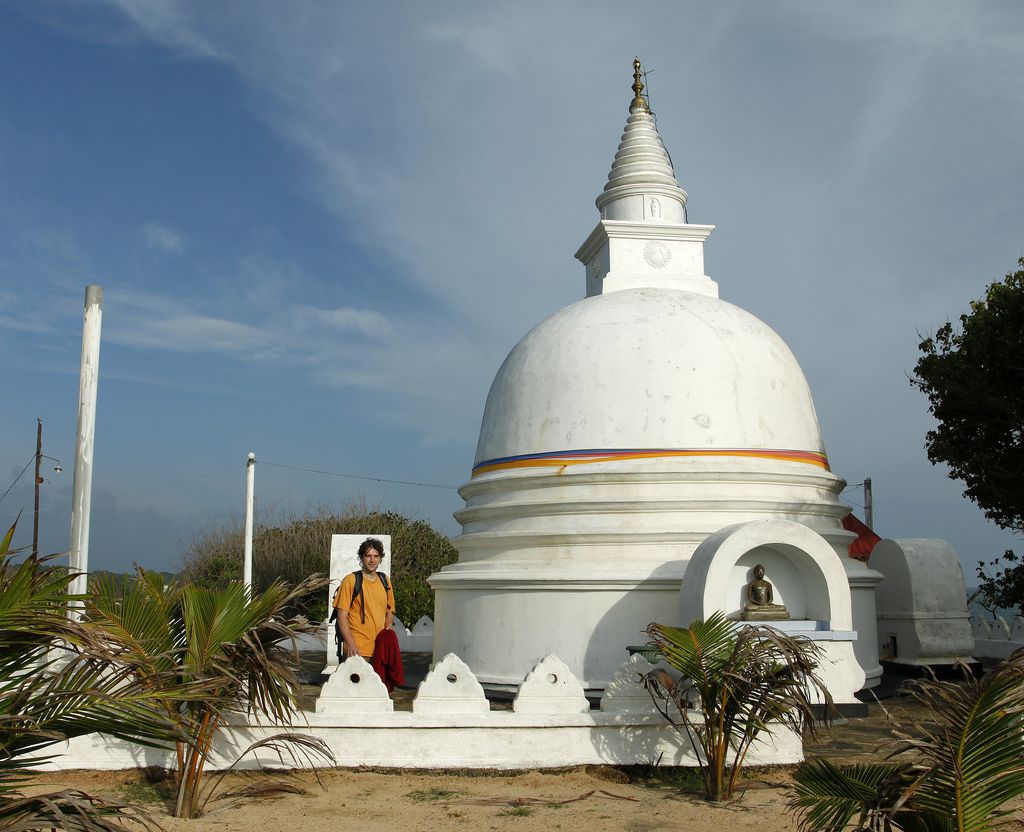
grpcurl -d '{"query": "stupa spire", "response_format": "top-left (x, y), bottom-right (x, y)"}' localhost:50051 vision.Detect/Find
top-left (596, 58), bottom-right (687, 223)
top-left (630, 57), bottom-right (649, 113)
top-left (575, 58), bottom-right (717, 299)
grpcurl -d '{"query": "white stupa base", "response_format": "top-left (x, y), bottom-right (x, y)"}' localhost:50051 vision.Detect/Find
top-left (433, 459), bottom-right (882, 695)
top-left (432, 560), bottom-right (683, 691)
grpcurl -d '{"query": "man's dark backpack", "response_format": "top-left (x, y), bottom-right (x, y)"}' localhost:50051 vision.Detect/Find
top-left (328, 571), bottom-right (391, 662)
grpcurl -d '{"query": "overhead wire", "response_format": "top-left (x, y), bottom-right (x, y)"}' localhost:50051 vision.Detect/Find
top-left (113, 457), bottom-right (460, 500)
top-left (115, 465), bottom-right (241, 497)
top-left (260, 460), bottom-right (458, 491)
top-left (0, 454), bottom-right (36, 506)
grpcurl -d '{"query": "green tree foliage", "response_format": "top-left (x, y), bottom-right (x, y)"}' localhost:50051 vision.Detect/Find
top-left (1, 516), bottom-right (180, 831)
top-left (912, 258), bottom-right (1024, 617)
top-left (789, 649), bottom-right (1024, 832)
top-left (644, 613), bottom-right (831, 802)
top-left (912, 257), bottom-right (1024, 532)
top-left (972, 550), bottom-right (1024, 618)
top-left (180, 504), bottom-right (458, 624)
top-left (87, 568), bottom-right (332, 818)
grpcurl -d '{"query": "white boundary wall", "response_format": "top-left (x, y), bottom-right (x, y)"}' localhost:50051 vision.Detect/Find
top-left (972, 615), bottom-right (1024, 660)
top-left (36, 653), bottom-right (802, 771)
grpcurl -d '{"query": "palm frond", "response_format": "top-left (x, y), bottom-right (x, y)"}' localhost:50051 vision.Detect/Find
top-left (647, 612), bottom-right (737, 687)
top-left (87, 570), bottom-right (183, 675)
top-left (0, 513), bottom-right (19, 555)
top-left (199, 732), bottom-right (333, 814)
top-left (791, 759), bottom-right (932, 832)
top-left (897, 653), bottom-right (1024, 831)
top-left (792, 650), bottom-right (1024, 832)
top-left (0, 788), bottom-right (160, 832)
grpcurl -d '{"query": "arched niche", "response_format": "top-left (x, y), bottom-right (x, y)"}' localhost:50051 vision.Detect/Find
top-left (680, 519), bottom-right (853, 630)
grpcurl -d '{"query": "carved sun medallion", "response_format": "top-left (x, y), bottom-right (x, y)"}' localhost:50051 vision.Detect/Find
top-left (643, 240), bottom-right (671, 269)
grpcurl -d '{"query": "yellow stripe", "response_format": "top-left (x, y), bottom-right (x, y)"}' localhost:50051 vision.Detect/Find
top-left (472, 449), bottom-right (829, 477)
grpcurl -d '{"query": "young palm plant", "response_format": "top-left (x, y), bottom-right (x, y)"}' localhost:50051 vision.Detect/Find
top-left (0, 516), bottom-right (180, 831)
top-left (789, 650), bottom-right (1024, 832)
top-left (645, 611), bottom-right (832, 801)
top-left (87, 568), bottom-right (333, 818)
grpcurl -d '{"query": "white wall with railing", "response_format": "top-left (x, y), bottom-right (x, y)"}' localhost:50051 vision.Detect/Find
top-left (37, 652), bottom-right (802, 771)
top-left (971, 614), bottom-right (1024, 660)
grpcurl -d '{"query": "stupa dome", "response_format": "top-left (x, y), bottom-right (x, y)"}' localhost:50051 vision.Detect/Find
top-left (474, 287), bottom-right (826, 473)
top-left (429, 60), bottom-right (878, 696)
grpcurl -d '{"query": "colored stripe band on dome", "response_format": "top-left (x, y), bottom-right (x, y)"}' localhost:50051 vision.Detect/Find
top-left (472, 448), bottom-right (830, 477)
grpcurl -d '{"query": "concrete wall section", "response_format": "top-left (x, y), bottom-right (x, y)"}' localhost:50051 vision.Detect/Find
top-left (34, 653), bottom-right (803, 771)
top-left (40, 715), bottom-right (803, 771)
top-left (871, 539), bottom-right (975, 666)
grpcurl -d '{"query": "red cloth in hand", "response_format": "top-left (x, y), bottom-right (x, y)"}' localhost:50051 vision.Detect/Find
top-left (371, 628), bottom-right (405, 693)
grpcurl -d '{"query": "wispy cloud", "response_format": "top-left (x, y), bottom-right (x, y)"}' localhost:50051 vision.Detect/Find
top-left (420, 21), bottom-right (517, 75)
top-left (142, 222), bottom-right (184, 254)
top-left (0, 315), bottom-right (56, 335)
top-left (101, 0), bottom-right (228, 61)
top-left (94, 276), bottom-right (485, 440)
top-left (110, 313), bottom-right (266, 353)
top-left (292, 306), bottom-right (393, 338)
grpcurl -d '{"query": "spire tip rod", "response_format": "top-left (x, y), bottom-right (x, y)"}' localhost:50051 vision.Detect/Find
top-left (630, 57), bottom-right (649, 112)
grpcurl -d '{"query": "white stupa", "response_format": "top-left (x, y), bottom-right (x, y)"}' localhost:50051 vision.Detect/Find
top-left (430, 61), bottom-right (882, 699)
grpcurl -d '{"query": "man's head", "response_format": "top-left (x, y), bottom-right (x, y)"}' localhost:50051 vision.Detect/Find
top-left (357, 537), bottom-right (385, 573)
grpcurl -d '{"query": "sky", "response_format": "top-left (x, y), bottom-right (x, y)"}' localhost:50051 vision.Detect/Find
top-left (1, 1), bottom-right (1022, 580)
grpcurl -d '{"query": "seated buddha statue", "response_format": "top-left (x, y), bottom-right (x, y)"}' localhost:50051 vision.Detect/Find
top-left (741, 564), bottom-right (790, 621)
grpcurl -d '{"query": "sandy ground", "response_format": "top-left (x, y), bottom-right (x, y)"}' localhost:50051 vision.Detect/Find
top-left (29, 765), bottom-right (800, 832)
top-left (23, 672), bottom-right (1024, 831)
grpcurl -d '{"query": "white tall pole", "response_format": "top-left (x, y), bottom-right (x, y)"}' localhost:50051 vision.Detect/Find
top-left (68, 285), bottom-right (103, 605)
top-left (243, 451), bottom-right (255, 594)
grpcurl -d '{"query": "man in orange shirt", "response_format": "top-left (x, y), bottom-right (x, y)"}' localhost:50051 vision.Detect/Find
top-left (334, 537), bottom-right (395, 659)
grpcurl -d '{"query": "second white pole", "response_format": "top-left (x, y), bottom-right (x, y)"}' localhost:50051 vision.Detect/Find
top-left (69, 285), bottom-right (104, 608)
top-left (243, 451), bottom-right (255, 594)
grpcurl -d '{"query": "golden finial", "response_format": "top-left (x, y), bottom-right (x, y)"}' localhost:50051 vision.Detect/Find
top-left (630, 57), bottom-right (648, 112)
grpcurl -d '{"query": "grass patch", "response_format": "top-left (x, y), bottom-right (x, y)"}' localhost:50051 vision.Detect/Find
top-left (116, 780), bottom-right (166, 804)
top-left (498, 806), bottom-right (534, 817)
top-left (405, 787), bottom-right (464, 802)
top-left (617, 764), bottom-right (706, 793)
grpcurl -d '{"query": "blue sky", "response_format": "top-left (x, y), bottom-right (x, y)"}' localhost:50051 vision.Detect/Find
top-left (1, 1), bottom-right (1022, 579)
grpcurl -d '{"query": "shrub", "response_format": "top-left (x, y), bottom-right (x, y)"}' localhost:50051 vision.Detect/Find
top-left (645, 612), bottom-right (831, 802)
top-left (88, 569), bottom-right (332, 818)
top-left (180, 503), bottom-right (458, 624)
top-left (1, 515), bottom-right (180, 831)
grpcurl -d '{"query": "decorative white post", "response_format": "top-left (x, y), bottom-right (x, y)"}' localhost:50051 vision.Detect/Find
top-left (68, 286), bottom-right (103, 607)
top-left (243, 451), bottom-right (255, 594)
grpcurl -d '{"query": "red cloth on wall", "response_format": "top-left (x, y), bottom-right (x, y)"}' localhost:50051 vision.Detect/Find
top-left (842, 511), bottom-right (881, 561)
top-left (371, 628), bottom-right (405, 692)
